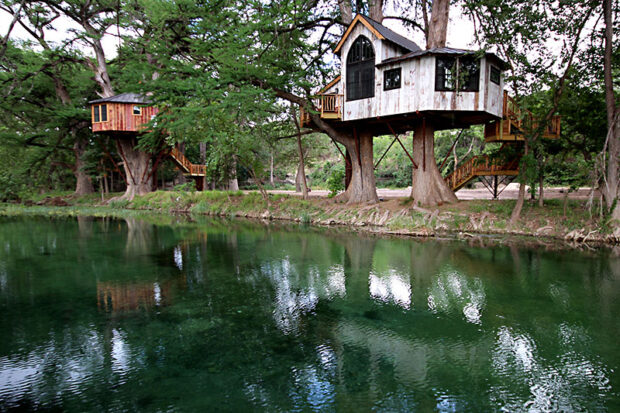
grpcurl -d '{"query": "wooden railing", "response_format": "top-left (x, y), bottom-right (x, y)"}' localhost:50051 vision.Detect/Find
top-left (445, 154), bottom-right (521, 191)
top-left (169, 146), bottom-right (206, 176)
top-left (300, 94), bottom-right (343, 126)
top-left (501, 91), bottom-right (561, 139)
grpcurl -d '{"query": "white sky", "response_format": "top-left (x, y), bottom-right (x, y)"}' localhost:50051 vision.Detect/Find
top-left (1, 5), bottom-right (480, 59)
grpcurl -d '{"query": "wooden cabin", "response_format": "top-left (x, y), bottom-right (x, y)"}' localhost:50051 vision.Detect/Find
top-left (303, 14), bottom-right (511, 133)
top-left (90, 93), bottom-right (158, 134)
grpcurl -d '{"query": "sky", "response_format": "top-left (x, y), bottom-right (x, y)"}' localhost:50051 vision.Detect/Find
top-left (0, 5), bottom-right (480, 59)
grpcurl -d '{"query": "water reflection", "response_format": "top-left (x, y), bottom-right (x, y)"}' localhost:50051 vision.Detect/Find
top-left (0, 216), bottom-right (618, 411)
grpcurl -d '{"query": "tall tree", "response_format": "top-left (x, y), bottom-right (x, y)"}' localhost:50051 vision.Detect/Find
top-left (0, 0), bottom-right (97, 194)
top-left (602, 0), bottom-right (619, 222)
top-left (464, 0), bottom-right (599, 224)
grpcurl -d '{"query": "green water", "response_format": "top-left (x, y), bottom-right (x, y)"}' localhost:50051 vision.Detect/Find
top-left (0, 215), bottom-right (618, 412)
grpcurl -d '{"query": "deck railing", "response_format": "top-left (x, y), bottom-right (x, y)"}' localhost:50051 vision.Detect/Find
top-left (170, 147), bottom-right (206, 176)
top-left (445, 154), bottom-right (521, 190)
top-left (300, 94), bottom-right (343, 126)
top-left (502, 91), bottom-right (561, 139)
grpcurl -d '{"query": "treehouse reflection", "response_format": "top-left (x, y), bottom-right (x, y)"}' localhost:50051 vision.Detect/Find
top-left (97, 280), bottom-right (177, 312)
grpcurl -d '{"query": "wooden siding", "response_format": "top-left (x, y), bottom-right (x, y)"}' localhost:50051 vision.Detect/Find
top-left (337, 24), bottom-right (504, 122)
top-left (92, 103), bottom-right (159, 133)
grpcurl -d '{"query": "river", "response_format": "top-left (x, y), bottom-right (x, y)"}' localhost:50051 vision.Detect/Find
top-left (0, 215), bottom-right (618, 411)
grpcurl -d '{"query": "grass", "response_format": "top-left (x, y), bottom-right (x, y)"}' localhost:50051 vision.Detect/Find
top-left (1, 188), bottom-right (612, 243)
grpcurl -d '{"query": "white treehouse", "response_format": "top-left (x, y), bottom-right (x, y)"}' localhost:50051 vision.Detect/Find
top-left (302, 14), bottom-right (560, 196)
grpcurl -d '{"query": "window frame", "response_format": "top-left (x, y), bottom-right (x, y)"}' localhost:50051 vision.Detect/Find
top-left (93, 104), bottom-right (108, 123)
top-left (490, 65), bottom-right (501, 85)
top-left (435, 56), bottom-right (481, 92)
top-left (435, 57), bottom-right (457, 92)
top-left (458, 57), bottom-right (480, 92)
top-left (346, 36), bottom-right (376, 101)
top-left (133, 105), bottom-right (142, 115)
top-left (383, 67), bottom-right (402, 91)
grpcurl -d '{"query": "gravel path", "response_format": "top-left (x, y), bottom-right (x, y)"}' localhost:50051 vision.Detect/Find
top-left (259, 183), bottom-right (596, 201)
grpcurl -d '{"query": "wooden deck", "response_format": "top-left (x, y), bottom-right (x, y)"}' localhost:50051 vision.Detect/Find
top-left (300, 94), bottom-right (343, 126)
top-left (484, 92), bottom-right (561, 142)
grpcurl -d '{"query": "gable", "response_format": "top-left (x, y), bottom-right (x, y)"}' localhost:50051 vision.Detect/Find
top-left (334, 14), bottom-right (421, 56)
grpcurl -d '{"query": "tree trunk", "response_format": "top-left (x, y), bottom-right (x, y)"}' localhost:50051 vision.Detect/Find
top-left (228, 155), bottom-right (239, 191)
top-left (603, 0), bottom-right (619, 221)
top-left (296, 130), bottom-right (309, 199)
top-left (295, 162), bottom-right (303, 192)
top-left (510, 141), bottom-right (529, 225)
top-left (426, 0), bottom-right (450, 49)
top-left (369, 0), bottom-right (384, 23)
top-left (334, 130), bottom-right (378, 204)
top-left (116, 137), bottom-right (153, 200)
top-left (410, 122), bottom-right (457, 206)
top-left (73, 135), bottom-right (94, 195)
top-left (269, 153), bottom-right (275, 186)
top-left (199, 142), bottom-right (207, 163)
top-left (338, 0), bottom-right (353, 25)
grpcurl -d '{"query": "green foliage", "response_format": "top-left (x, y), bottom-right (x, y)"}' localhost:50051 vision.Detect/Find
top-left (174, 181), bottom-right (197, 192)
top-left (326, 164), bottom-right (345, 197)
top-left (109, 199), bottom-right (130, 210)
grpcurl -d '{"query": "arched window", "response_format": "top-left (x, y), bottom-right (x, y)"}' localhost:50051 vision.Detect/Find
top-left (346, 36), bottom-right (375, 101)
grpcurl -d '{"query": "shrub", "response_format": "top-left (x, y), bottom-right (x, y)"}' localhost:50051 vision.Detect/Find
top-left (326, 164), bottom-right (345, 198)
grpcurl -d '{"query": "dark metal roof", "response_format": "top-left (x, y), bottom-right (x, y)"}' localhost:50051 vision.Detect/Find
top-left (89, 92), bottom-right (152, 105)
top-left (360, 15), bottom-right (422, 53)
top-left (377, 47), bottom-right (511, 70)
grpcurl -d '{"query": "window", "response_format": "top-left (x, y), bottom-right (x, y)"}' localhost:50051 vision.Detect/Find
top-left (133, 105), bottom-right (141, 115)
top-left (459, 57), bottom-right (480, 91)
top-left (384, 68), bottom-right (402, 90)
top-left (346, 36), bottom-right (375, 101)
top-left (435, 57), bottom-right (456, 91)
top-left (93, 104), bottom-right (108, 123)
top-left (435, 56), bottom-right (480, 92)
top-left (490, 65), bottom-right (501, 85)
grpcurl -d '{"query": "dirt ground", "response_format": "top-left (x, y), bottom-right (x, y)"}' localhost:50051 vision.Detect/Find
top-left (262, 183), bottom-right (597, 201)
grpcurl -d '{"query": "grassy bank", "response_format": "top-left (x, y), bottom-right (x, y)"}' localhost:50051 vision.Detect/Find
top-left (3, 189), bottom-right (618, 245)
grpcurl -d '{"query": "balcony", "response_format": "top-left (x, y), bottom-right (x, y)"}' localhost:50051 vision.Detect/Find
top-left (484, 92), bottom-right (561, 142)
top-left (300, 94), bottom-right (343, 126)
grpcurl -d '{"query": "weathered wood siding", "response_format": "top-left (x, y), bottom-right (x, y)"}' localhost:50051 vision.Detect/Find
top-left (92, 103), bottom-right (159, 133)
top-left (337, 24), bottom-right (504, 122)
top-left (485, 59), bottom-right (504, 118)
top-left (340, 24), bottom-right (381, 121)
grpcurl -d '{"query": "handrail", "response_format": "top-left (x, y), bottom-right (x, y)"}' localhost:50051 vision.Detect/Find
top-left (300, 93), bottom-right (343, 125)
top-left (169, 147), bottom-right (206, 176)
top-left (502, 92), bottom-right (561, 138)
top-left (444, 152), bottom-right (522, 190)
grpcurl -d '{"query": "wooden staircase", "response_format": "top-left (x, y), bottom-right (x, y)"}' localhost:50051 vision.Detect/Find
top-left (445, 93), bottom-right (561, 191)
top-left (484, 91), bottom-right (561, 142)
top-left (444, 153), bottom-right (521, 191)
top-left (169, 146), bottom-right (206, 176)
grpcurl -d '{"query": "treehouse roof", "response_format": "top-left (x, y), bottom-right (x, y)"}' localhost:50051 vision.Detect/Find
top-left (89, 93), bottom-right (152, 105)
top-left (334, 14), bottom-right (422, 55)
top-left (376, 47), bottom-right (511, 70)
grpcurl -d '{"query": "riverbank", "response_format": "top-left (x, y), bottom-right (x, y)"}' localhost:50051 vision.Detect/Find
top-left (2, 189), bottom-right (619, 246)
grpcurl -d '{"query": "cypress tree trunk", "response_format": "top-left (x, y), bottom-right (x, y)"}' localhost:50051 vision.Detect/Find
top-left (73, 134), bottom-right (94, 195)
top-left (116, 137), bottom-right (152, 200)
top-left (228, 155), bottom-right (239, 190)
top-left (334, 130), bottom-right (378, 204)
top-left (410, 122), bottom-right (457, 206)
